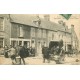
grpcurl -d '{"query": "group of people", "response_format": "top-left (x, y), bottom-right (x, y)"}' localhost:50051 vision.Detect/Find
top-left (42, 45), bottom-right (79, 64)
top-left (67, 48), bottom-right (78, 57)
top-left (0, 44), bottom-right (35, 65)
top-left (42, 45), bottom-right (65, 64)
top-left (0, 42), bottom-right (79, 65)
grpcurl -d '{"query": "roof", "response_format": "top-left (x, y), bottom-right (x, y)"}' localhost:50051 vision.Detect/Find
top-left (40, 18), bottom-right (65, 32)
top-left (10, 14), bottom-right (38, 27)
top-left (10, 14), bottom-right (70, 32)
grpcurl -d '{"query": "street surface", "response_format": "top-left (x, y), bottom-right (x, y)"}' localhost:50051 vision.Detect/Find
top-left (0, 54), bottom-right (80, 65)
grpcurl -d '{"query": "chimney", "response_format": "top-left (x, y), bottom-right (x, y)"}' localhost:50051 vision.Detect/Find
top-left (44, 15), bottom-right (50, 21)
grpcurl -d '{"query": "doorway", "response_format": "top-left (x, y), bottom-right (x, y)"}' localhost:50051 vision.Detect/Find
top-left (23, 41), bottom-right (30, 48)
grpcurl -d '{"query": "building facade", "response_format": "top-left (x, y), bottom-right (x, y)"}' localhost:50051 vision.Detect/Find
top-left (0, 14), bottom-right (79, 56)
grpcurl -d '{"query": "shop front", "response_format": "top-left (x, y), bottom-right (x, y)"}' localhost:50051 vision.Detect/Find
top-left (10, 38), bottom-right (31, 48)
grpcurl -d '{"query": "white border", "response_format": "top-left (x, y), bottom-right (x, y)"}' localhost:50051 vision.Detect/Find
top-left (0, 0), bottom-right (80, 80)
top-left (0, 0), bottom-right (80, 13)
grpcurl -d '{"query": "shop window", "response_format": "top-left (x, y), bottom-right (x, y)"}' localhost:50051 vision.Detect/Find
top-left (23, 41), bottom-right (30, 48)
top-left (19, 41), bottom-right (22, 46)
top-left (11, 41), bottom-right (18, 47)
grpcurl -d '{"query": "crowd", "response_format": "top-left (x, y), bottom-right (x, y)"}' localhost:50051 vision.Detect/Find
top-left (42, 45), bottom-right (65, 64)
top-left (41, 40), bottom-right (79, 64)
top-left (0, 44), bottom-right (35, 65)
top-left (0, 41), bottom-right (79, 65)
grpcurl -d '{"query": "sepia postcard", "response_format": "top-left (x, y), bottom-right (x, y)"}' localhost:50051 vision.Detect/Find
top-left (0, 14), bottom-right (80, 65)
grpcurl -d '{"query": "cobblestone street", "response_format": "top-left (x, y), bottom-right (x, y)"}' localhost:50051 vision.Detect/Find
top-left (0, 54), bottom-right (80, 65)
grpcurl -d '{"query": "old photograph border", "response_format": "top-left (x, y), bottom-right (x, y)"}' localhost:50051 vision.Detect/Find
top-left (0, 0), bottom-right (80, 80)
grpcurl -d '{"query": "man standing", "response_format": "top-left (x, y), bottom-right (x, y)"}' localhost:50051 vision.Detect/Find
top-left (19, 44), bottom-right (29, 65)
top-left (42, 45), bottom-right (50, 63)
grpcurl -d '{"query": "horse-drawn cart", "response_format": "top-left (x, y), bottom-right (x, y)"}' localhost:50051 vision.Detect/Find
top-left (49, 40), bottom-right (65, 64)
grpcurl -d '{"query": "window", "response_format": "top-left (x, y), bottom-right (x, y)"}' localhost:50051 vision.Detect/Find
top-left (38, 29), bottom-right (41, 38)
top-left (48, 31), bottom-right (52, 38)
top-left (31, 28), bottom-right (35, 37)
top-left (19, 25), bottom-right (24, 37)
top-left (48, 31), bottom-right (52, 41)
top-left (0, 18), bottom-right (4, 31)
top-left (52, 33), bottom-right (54, 40)
top-left (43, 30), bottom-right (46, 38)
